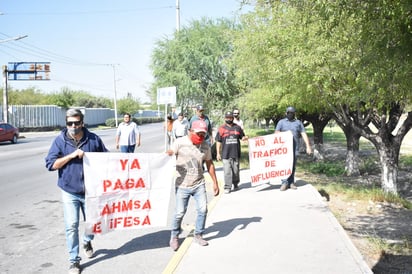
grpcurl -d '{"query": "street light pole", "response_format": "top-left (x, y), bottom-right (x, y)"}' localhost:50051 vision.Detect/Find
top-left (0, 35), bottom-right (28, 44)
top-left (2, 65), bottom-right (8, 123)
top-left (111, 64), bottom-right (119, 127)
top-left (176, 0), bottom-right (180, 32)
top-left (1, 34), bottom-right (27, 123)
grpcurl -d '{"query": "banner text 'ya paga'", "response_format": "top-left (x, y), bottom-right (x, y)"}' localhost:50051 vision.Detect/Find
top-left (83, 152), bottom-right (175, 235)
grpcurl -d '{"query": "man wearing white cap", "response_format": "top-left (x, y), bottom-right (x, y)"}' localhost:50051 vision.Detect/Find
top-left (167, 120), bottom-right (220, 251)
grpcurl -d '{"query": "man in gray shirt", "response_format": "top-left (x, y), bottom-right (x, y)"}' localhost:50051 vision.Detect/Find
top-left (275, 106), bottom-right (312, 191)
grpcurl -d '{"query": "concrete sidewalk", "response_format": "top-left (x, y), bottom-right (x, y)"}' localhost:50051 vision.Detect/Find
top-left (166, 168), bottom-right (372, 274)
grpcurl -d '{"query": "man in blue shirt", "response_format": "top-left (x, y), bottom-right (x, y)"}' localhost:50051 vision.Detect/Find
top-left (45, 109), bottom-right (108, 274)
top-left (275, 106), bottom-right (312, 191)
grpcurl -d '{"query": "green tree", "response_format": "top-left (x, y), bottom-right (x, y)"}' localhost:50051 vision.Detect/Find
top-left (48, 87), bottom-right (75, 108)
top-left (237, 0), bottom-right (412, 193)
top-left (150, 17), bottom-right (244, 120)
top-left (116, 93), bottom-right (141, 116)
top-left (5, 87), bottom-right (48, 105)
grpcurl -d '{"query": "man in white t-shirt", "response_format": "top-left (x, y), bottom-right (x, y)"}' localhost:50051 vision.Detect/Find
top-left (115, 113), bottom-right (141, 153)
top-left (172, 112), bottom-right (189, 139)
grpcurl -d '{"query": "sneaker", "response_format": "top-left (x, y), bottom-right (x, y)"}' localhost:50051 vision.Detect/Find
top-left (83, 241), bottom-right (94, 258)
top-left (170, 236), bottom-right (179, 251)
top-left (233, 184), bottom-right (239, 191)
top-left (224, 189), bottom-right (231, 194)
top-left (280, 184), bottom-right (288, 191)
top-left (289, 183), bottom-right (297, 190)
top-left (194, 234), bottom-right (208, 246)
top-left (68, 262), bottom-right (81, 274)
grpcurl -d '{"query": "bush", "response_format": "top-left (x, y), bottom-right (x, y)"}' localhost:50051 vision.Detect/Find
top-left (302, 161), bottom-right (346, 177)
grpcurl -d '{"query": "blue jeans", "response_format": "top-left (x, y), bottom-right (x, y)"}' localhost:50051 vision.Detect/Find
top-left (61, 190), bottom-right (94, 263)
top-left (171, 184), bottom-right (208, 237)
top-left (223, 158), bottom-right (240, 190)
top-left (120, 145), bottom-right (136, 153)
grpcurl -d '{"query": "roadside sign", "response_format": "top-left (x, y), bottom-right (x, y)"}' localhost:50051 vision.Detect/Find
top-left (157, 86), bottom-right (176, 105)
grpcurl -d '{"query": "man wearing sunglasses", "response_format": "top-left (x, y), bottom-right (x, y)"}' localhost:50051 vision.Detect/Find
top-left (45, 109), bottom-right (108, 274)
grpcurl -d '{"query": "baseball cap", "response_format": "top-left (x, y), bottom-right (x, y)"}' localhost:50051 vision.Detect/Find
top-left (191, 120), bottom-right (207, 133)
top-left (286, 106), bottom-right (296, 113)
top-left (225, 111), bottom-right (234, 118)
top-left (196, 105), bottom-right (204, 111)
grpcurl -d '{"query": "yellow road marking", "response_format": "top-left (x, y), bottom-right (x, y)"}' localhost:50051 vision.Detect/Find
top-left (162, 175), bottom-right (223, 274)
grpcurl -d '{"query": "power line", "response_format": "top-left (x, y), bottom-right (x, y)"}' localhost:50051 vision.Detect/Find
top-left (0, 32), bottom-right (106, 66)
top-left (0, 6), bottom-right (174, 16)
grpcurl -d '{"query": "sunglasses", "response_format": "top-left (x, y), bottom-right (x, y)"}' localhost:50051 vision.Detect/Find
top-left (66, 121), bottom-right (82, 126)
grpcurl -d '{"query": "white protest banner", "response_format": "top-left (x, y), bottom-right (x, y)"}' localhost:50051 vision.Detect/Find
top-left (83, 152), bottom-right (175, 235)
top-left (248, 132), bottom-right (294, 186)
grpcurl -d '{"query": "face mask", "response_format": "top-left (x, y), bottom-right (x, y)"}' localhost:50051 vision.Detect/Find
top-left (190, 133), bottom-right (205, 145)
top-left (68, 127), bottom-right (82, 135)
top-left (286, 112), bottom-right (295, 121)
top-left (225, 119), bottom-right (234, 125)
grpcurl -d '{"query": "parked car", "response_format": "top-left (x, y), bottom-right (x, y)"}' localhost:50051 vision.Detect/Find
top-left (0, 122), bottom-right (19, 144)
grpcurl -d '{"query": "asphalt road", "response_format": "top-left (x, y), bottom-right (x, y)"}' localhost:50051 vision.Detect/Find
top-left (0, 122), bottom-right (209, 274)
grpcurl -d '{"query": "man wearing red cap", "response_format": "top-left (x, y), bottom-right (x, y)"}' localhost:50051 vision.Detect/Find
top-left (167, 120), bottom-right (220, 251)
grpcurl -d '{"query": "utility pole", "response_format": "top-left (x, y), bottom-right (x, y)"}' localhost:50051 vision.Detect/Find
top-left (2, 65), bottom-right (8, 123)
top-left (176, 0), bottom-right (180, 32)
top-left (1, 34), bottom-right (28, 123)
top-left (111, 64), bottom-right (119, 127)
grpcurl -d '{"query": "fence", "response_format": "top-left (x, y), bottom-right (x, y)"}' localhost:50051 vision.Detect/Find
top-left (0, 105), bottom-right (115, 128)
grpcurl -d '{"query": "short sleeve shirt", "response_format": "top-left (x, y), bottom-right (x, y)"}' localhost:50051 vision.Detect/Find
top-left (172, 136), bottom-right (212, 188)
top-left (116, 122), bottom-right (140, 146)
top-left (275, 118), bottom-right (306, 153)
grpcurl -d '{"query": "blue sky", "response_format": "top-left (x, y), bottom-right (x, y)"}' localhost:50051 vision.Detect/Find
top-left (0, 0), bottom-right (250, 103)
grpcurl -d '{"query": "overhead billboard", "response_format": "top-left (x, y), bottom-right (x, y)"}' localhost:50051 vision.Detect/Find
top-left (7, 62), bottom-right (51, 80)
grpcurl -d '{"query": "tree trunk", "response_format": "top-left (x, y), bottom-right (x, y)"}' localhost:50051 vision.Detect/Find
top-left (334, 118), bottom-right (361, 176)
top-left (369, 135), bottom-right (401, 194)
top-left (265, 118), bottom-right (271, 132)
top-left (331, 103), bottom-right (412, 194)
top-left (300, 113), bottom-right (332, 161)
top-left (344, 131), bottom-right (361, 176)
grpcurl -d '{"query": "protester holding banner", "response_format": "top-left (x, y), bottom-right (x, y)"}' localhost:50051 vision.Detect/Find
top-left (115, 113), bottom-right (141, 153)
top-left (167, 119), bottom-right (220, 251)
top-left (215, 111), bottom-right (248, 194)
top-left (275, 106), bottom-right (312, 191)
top-left (45, 108), bottom-right (108, 274)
